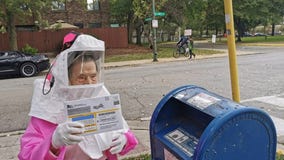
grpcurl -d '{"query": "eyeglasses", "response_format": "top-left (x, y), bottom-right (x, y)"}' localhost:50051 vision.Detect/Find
top-left (72, 73), bottom-right (97, 85)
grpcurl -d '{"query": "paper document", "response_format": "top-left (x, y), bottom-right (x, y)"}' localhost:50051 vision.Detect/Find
top-left (64, 94), bottom-right (124, 135)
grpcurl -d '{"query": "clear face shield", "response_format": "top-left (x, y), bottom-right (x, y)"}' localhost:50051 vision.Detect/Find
top-left (67, 51), bottom-right (104, 86)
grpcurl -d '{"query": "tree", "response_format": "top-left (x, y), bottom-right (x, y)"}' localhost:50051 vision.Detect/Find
top-left (110, 0), bottom-right (135, 43)
top-left (132, 0), bottom-right (167, 45)
top-left (205, 0), bottom-right (225, 36)
top-left (266, 0), bottom-right (284, 35)
top-left (232, 0), bottom-right (269, 41)
top-left (110, 0), bottom-right (150, 44)
top-left (161, 0), bottom-right (187, 39)
top-left (132, 0), bottom-right (150, 45)
top-left (0, 0), bottom-right (53, 50)
top-left (110, 0), bottom-right (284, 44)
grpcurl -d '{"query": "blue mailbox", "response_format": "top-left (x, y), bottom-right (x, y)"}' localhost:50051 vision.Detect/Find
top-left (150, 85), bottom-right (276, 160)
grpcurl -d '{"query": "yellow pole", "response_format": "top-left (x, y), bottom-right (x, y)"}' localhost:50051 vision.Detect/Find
top-left (223, 0), bottom-right (240, 102)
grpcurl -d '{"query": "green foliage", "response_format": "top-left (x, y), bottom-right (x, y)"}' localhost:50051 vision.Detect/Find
top-left (22, 44), bottom-right (38, 55)
top-left (0, 0), bottom-right (54, 50)
top-left (122, 154), bottom-right (151, 160)
top-left (162, 0), bottom-right (187, 28)
top-left (110, 0), bottom-right (284, 43)
top-left (110, 0), bottom-right (133, 24)
top-left (0, 26), bottom-right (6, 33)
top-left (53, 23), bottom-right (62, 30)
top-left (276, 153), bottom-right (284, 160)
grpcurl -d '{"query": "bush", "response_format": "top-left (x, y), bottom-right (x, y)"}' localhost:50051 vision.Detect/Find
top-left (22, 44), bottom-right (38, 55)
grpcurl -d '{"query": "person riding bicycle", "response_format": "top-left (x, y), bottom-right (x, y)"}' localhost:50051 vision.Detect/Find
top-left (176, 35), bottom-right (189, 50)
top-left (172, 35), bottom-right (189, 58)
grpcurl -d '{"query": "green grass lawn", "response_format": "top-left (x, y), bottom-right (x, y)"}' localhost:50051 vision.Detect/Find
top-left (277, 152), bottom-right (284, 160)
top-left (122, 154), bottom-right (151, 160)
top-left (105, 35), bottom-right (284, 63)
top-left (105, 43), bottom-right (223, 63)
top-left (240, 35), bottom-right (284, 43)
top-left (214, 35), bottom-right (284, 44)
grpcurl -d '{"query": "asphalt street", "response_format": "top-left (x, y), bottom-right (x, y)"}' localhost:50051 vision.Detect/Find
top-left (1, 42), bottom-right (284, 159)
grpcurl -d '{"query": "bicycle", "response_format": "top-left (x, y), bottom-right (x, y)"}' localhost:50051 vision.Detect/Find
top-left (173, 44), bottom-right (190, 58)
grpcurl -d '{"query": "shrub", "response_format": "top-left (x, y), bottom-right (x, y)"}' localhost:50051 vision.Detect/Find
top-left (22, 44), bottom-right (38, 55)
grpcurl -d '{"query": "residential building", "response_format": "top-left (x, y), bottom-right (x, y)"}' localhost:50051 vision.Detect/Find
top-left (16, 0), bottom-right (110, 30)
top-left (45, 0), bottom-right (110, 28)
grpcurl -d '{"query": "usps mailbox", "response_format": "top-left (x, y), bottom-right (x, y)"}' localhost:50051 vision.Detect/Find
top-left (150, 85), bottom-right (276, 160)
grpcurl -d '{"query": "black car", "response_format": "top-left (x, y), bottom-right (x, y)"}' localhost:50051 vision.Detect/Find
top-left (0, 51), bottom-right (50, 77)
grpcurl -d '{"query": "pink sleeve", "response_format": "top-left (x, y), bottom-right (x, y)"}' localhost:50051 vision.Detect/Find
top-left (18, 117), bottom-right (66, 160)
top-left (119, 130), bottom-right (138, 155)
top-left (104, 130), bottom-right (138, 160)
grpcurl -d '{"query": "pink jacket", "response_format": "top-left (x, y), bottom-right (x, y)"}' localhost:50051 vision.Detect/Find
top-left (18, 117), bottom-right (138, 160)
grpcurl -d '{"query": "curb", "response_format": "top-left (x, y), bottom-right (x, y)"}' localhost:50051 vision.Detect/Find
top-left (39, 51), bottom-right (249, 76)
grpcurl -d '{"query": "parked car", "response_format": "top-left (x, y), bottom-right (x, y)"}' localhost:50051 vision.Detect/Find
top-left (243, 32), bottom-right (253, 37)
top-left (0, 51), bottom-right (50, 77)
top-left (254, 33), bottom-right (267, 36)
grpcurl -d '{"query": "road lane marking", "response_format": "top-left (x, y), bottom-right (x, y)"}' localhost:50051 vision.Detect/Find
top-left (241, 93), bottom-right (284, 103)
top-left (241, 93), bottom-right (284, 110)
top-left (255, 96), bottom-right (284, 108)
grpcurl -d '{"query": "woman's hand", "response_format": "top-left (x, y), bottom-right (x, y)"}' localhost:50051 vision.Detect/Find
top-left (109, 133), bottom-right (127, 154)
top-left (52, 121), bottom-right (85, 149)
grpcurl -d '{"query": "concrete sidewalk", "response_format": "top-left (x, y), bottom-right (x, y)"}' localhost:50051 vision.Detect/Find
top-left (1, 48), bottom-right (284, 159)
top-left (0, 119), bottom-right (283, 160)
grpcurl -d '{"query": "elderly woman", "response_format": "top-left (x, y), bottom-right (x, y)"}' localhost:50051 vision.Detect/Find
top-left (18, 34), bottom-right (138, 160)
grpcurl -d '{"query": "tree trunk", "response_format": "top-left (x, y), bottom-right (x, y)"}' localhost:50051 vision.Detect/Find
top-left (136, 26), bottom-right (142, 45)
top-left (127, 12), bottom-right (133, 43)
top-left (271, 23), bottom-right (275, 36)
top-left (235, 17), bottom-right (242, 42)
top-left (127, 18), bottom-right (132, 43)
top-left (206, 26), bottom-right (209, 36)
top-left (135, 20), bottom-right (144, 45)
top-left (215, 25), bottom-right (218, 36)
top-left (7, 11), bottom-right (18, 51)
top-left (199, 29), bottom-right (203, 38)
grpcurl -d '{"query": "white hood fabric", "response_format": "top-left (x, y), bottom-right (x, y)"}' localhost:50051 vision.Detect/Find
top-left (29, 34), bottom-right (106, 124)
top-left (29, 34), bottom-right (129, 159)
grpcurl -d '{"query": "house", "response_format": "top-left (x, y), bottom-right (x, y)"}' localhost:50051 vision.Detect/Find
top-left (0, 0), bottom-right (129, 52)
top-left (16, 0), bottom-right (110, 31)
top-left (44, 0), bottom-right (110, 29)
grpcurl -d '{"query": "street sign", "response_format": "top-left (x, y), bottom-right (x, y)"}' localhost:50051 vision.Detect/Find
top-left (212, 34), bottom-right (216, 43)
top-left (184, 29), bottom-right (192, 36)
top-left (110, 24), bottom-right (119, 27)
top-left (145, 17), bottom-right (152, 21)
top-left (152, 20), bottom-right (158, 28)
top-left (154, 12), bottom-right (166, 17)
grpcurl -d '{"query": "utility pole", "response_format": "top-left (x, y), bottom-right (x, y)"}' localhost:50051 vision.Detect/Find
top-left (223, 0), bottom-right (240, 102)
top-left (152, 0), bottom-right (158, 62)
